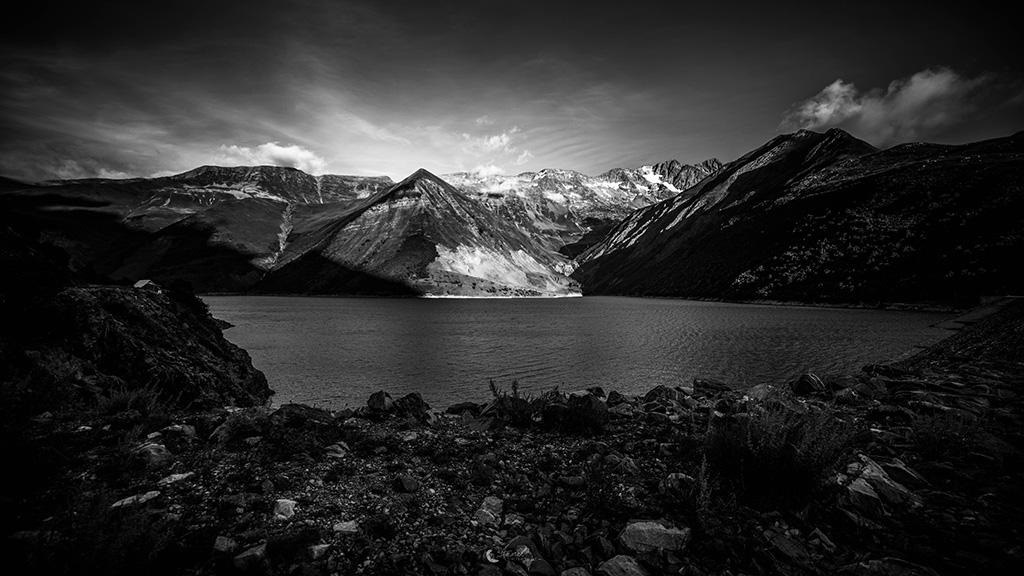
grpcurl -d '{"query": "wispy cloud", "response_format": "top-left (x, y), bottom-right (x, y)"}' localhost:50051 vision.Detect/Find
top-left (461, 127), bottom-right (522, 155)
top-left (781, 68), bottom-right (995, 145)
top-left (215, 142), bottom-right (327, 174)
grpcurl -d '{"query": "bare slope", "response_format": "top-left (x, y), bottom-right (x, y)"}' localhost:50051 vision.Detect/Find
top-left (572, 129), bottom-right (1024, 307)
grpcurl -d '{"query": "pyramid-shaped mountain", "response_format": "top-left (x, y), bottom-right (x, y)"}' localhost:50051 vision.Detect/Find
top-left (255, 169), bottom-right (580, 296)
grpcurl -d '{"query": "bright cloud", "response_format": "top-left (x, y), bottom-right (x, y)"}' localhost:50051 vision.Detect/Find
top-left (782, 68), bottom-right (993, 145)
top-left (462, 127), bottom-right (521, 155)
top-left (515, 150), bottom-right (533, 165)
top-left (215, 142), bottom-right (327, 174)
top-left (475, 115), bottom-right (495, 126)
top-left (472, 164), bottom-right (505, 177)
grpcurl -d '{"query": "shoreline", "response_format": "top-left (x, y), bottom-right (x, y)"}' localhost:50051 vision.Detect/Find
top-left (6, 301), bottom-right (1023, 576)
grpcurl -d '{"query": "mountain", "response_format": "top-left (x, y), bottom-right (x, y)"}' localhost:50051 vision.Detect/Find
top-left (256, 169), bottom-right (580, 297)
top-left (443, 159), bottom-right (722, 256)
top-left (0, 166), bottom-right (395, 292)
top-left (2, 158), bottom-right (718, 296)
top-left (572, 128), bottom-right (1024, 307)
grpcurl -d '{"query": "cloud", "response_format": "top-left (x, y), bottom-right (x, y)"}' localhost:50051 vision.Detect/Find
top-left (515, 150), bottom-right (533, 165)
top-left (215, 142), bottom-right (327, 174)
top-left (475, 115), bottom-right (495, 126)
top-left (462, 127), bottom-right (521, 155)
top-left (472, 164), bottom-right (505, 177)
top-left (781, 68), bottom-right (994, 145)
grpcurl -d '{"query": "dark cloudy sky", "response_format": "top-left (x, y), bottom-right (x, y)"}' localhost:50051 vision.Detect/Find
top-left (2, 0), bottom-right (1021, 182)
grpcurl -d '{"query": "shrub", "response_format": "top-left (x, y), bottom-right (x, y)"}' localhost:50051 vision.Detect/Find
top-left (96, 381), bottom-right (165, 417)
top-left (703, 401), bottom-right (853, 510)
top-left (487, 380), bottom-right (536, 427)
top-left (911, 411), bottom-right (980, 459)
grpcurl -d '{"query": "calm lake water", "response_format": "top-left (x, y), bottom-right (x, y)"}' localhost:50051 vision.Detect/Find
top-left (203, 296), bottom-right (953, 410)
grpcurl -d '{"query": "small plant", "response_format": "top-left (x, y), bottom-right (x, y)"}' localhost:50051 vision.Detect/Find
top-left (96, 381), bottom-right (165, 417)
top-left (703, 400), bottom-right (853, 510)
top-left (911, 411), bottom-right (980, 459)
top-left (487, 380), bottom-right (535, 427)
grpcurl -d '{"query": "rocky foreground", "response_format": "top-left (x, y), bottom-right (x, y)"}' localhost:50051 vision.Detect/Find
top-left (4, 302), bottom-right (1024, 576)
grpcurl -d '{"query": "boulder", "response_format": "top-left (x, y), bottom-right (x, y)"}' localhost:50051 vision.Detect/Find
top-left (333, 520), bottom-right (360, 535)
top-left (368, 390), bottom-right (394, 412)
top-left (233, 543), bottom-right (269, 573)
top-left (269, 403), bottom-right (333, 428)
top-left (272, 498), bottom-right (297, 520)
top-left (790, 373), bottom-right (826, 395)
top-left (474, 496), bottom-right (503, 527)
top-left (133, 442), bottom-right (173, 469)
top-left (597, 555), bottom-right (649, 576)
top-left (392, 474), bottom-right (420, 493)
top-left (618, 521), bottom-right (691, 553)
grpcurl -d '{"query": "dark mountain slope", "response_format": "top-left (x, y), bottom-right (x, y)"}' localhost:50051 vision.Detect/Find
top-left (0, 224), bottom-right (271, 412)
top-left (572, 129), bottom-right (1024, 307)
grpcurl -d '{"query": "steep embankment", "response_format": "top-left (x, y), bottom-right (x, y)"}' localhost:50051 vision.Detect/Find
top-left (0, 225), bottom-right (271, 411)
top-left (573, 129), bottom-right (1024, 307)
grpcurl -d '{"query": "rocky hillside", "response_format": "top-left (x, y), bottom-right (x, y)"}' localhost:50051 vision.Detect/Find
top-left (573, 129), bottom-right (1024, 307)
top-left (0, 225), bottom-right (271, 412)
top-left (256, 169), bottom-right (580, 297)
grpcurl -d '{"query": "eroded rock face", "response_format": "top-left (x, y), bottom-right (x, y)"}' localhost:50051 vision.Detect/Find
top-left (256, 169), bottom-right (581, 297)
top-left (0, 282), bottom-right (271, 410)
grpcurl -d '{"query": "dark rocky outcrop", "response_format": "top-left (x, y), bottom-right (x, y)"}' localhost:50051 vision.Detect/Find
top-left (573, 129), bottom-right (1024, 307)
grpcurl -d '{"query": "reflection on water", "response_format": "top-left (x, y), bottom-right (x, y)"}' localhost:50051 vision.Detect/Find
top-left (203, 296), bottom-right (951, 410)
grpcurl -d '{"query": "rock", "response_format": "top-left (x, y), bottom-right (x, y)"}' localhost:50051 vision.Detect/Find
top-left (333, 520), bottom-right (360, 535)
top-left (790, 372), bottom-right (826, 395)
top-left (879, 458), bottom-right (929, 488)
top-left (157, 471), bottom-right (195, 485)
top-left (851, 455), bottom-right (920, 508)
top-left (233, 543), bottom-right (269, 573)
top-left (840, 557), bottom-right (940, 575)
top-left (392, 392), bottom-right (431, 418)
top-left (214, 535), bottom-right (238, 554)
top-left (110, 490), bottom-right (161, 509)
top-left (765, 529), bottom-right (810, 563)
top-left (309, 543), bottom-right (331, 560)
top-left (567, 393), bottom-right (609, 428)
top-left (606, 391), bottom-right (629, 406)
top-left (469, 416), bottom-right (502, 432)
top-left (530, 558), bottom-right (557, 576)
top-left (133, 442), bottom-right (173, 468)
top-left (561, 568), bottom-right (593, 576)
top-left (368, 390), bottom-right (394, 412)
top-left (269, 403), bottom-right (333, 428)
top-left (392, 474), bottom-right (420, 493)
top-left (692, 379), bottom-right (730, 397)
top-left (660, 473), bottom-right (695, 494)
top-left (618, 521), bottom-right (691, 553)
top-left (446, 401), bottom-right (480, 415)
top-left (597, 555), bottom-right (649, 576)
top-left (845, 477), bottom-right (885, 518)
top-left (560, 476), bottom-right (586, 489)
top-left (474, 496), bottom-right (503, 526)
top-left (272, 498), bottom-right (297, 520)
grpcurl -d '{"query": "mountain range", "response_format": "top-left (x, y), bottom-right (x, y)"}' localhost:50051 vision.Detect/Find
top-left (2, 129), bottom-right (1021, 305)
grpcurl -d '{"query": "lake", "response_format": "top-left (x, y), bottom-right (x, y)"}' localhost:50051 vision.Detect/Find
top-left (202, 296), bottom-right (953, 410)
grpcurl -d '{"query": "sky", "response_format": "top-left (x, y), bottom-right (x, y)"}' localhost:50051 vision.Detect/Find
top-left (1, 0), bottom-right (1021, 183)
